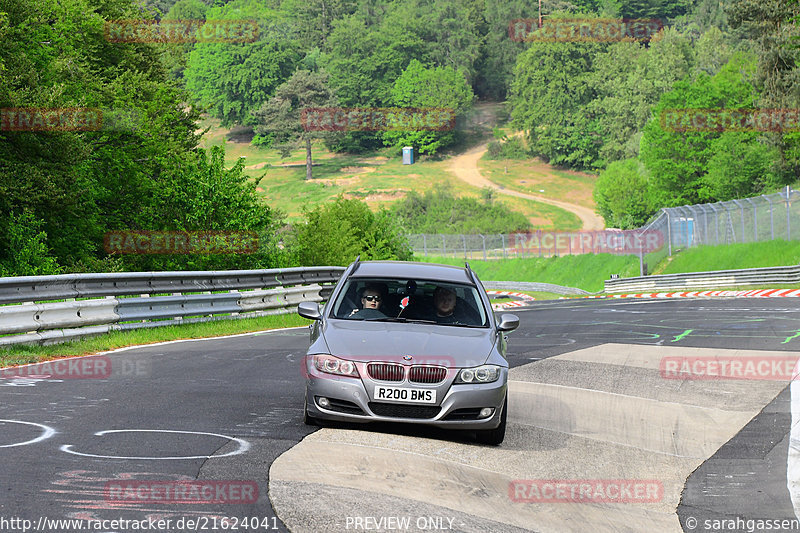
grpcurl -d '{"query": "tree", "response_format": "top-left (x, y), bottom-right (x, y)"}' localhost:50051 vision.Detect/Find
top-left (161, 0), bottom-right (209, 81)
top-left (321, 13), bottom-right (427, 151)
top-left (593, 159), bottom-right (654, 229)
top-left (639, 53), bottom-right (759, 206)
top-left (729, 0), bottom-right (800, 178)
top-left (509, 17), bottom-right (607, 170)
top-left (702, 133), bottom-right (781, 200)
top-left (383, 0), bottom-right (483, 84)
top-left (253, 69), bottom-right (338, 180)
top-left (588, 28), bottom-right (693, 163)
top-left (383, 59), bottom-right (475, 155)
top-left (184, 0), bottom-right (301, 126)
top-left (287, 197), bottom-right (413, 266)
top-left (0, 211), bottom-right (61, 276)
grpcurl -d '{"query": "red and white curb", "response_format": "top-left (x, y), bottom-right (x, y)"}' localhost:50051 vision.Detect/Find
top-left (559, 288), bottom-right (800, 300)
top-left (487, 290), bottom-right (535, 310)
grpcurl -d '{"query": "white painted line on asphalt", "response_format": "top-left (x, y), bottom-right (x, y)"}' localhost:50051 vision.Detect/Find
top-left (60, 429), bottom-right (250, 460)
top-left (0, 419), bottom-right (57, 448)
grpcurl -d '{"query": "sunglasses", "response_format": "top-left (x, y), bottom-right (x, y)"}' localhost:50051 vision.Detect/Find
top-left (362, 295), bottom-right (381, 302)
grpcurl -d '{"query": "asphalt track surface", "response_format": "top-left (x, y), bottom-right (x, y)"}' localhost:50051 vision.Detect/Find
top-left (0, 297), bottom-right (798, 532)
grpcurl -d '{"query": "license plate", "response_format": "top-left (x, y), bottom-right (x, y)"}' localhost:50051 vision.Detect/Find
top-left (373, 386), bottom-right (436, 404)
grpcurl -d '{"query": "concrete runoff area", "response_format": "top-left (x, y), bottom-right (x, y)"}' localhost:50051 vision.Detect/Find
top-left (269, 344), bottom-right (795, 532)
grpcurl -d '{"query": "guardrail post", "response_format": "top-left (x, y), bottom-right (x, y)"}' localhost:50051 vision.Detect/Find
top-left (762, 194), bottom-right (774, 240)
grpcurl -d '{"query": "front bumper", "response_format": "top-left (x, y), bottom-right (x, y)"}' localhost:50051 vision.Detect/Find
top-left (304, 361), bottom-right (508, 430)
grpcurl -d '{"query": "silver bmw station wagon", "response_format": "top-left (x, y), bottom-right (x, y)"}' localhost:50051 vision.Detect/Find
top-left (297, 258), bottom-right (519, 445)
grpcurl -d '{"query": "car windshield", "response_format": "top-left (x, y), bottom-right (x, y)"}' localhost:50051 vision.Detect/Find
top-left (330, 277), bottom-right (489, 327)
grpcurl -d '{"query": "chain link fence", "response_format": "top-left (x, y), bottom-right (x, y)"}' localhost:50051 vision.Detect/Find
top-left (408, 187), bottom-right (799, 270)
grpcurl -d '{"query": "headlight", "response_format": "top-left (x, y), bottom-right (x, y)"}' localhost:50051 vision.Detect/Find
top-left (312, 354), bottom-right (360, 378)
top-left (455, 365), bottom-right (501, 384)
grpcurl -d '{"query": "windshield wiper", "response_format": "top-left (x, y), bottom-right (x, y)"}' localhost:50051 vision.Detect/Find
top-left (368, 317), bottom-right (439, 325)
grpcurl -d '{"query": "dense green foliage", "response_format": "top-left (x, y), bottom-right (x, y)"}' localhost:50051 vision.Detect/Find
top-left (287, 197), bottom-right (414, 266)
top-left (383, 60), bottom-right (475, 155)
top-left (4, 0), bottom-right (799, 276)
top-left (390, 188), bottom-right (531, 234)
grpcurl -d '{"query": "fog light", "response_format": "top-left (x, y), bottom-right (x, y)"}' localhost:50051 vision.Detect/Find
top-left (479, 407), bottom-right (494, 418)
top-left (318, 397), bottom-right (330, 408)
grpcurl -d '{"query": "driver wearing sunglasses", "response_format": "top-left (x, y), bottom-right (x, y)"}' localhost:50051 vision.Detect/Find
top-left (348, 285), bottom-right (384, 317)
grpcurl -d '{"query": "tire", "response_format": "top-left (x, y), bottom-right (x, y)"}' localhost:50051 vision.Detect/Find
top-left (303, 392), bottom-right (319, 426)
top-left (475, 394), bottom-right (507, 445)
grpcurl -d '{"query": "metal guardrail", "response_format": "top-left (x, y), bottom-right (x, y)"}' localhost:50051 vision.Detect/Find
top-left (604, 264), bottom-right (800, 293)
top-left (0, 267), bottom-right (345, 347)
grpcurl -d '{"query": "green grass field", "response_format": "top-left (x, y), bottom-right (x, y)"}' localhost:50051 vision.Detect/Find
top-left (197, 113), bottom-right (584, 228)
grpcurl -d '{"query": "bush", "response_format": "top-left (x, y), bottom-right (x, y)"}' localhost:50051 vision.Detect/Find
top-left (486, 137), bottom-right (528, 160)
top-left (287, 197), bottom-right (413, 266)
top-left (390, 187), bottom-right (531, 234)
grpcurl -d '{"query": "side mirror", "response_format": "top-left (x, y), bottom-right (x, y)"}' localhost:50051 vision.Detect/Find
top-left (298, 302), bottom-right (322, 320)
top-left (497, 313), bottom-right (519, 332)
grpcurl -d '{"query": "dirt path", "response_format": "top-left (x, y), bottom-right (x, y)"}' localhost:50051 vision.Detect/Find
top-left (447, 135), bottom-right (606, 231)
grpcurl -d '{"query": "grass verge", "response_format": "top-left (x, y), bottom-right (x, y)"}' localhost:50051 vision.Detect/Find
top-left (0, 313), bottom-right (310, 366)
top-left (654, 240), bottom-right (800, 275)
top-left (420, 254), bottom-right (639, 292)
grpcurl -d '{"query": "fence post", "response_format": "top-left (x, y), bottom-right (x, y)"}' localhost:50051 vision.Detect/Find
top-left (708, 203), bottom-right (720, 244)
top-left (666, 209), bottom-right (672, 256)
top-left (480, 234), bottom-right (486, 261)
top-left (745, 197), bottom-right (757, 241)
top-left (441, 234), bottom-right (446, 257)
top-left (501, 234), bottom-right (506, 259)
top-left (732, 199), bottom-right (746, 242)
top-left (787, 185), bottom-right (792, 240)
top-left (422, 234), bottom-right (427, 257)
top-left (688, 205), bottom-right (702, 245)
top-left (762, 194), bottom-right (774, 240)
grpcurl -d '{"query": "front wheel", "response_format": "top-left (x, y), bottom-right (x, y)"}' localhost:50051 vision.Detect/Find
top-left (475, 394), bottom-right (507, 445)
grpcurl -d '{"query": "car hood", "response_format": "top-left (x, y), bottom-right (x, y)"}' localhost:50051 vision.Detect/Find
top-left (321, 320), bottom-right (496, 367)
